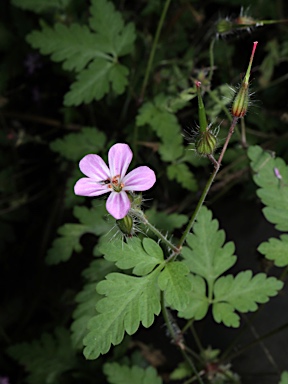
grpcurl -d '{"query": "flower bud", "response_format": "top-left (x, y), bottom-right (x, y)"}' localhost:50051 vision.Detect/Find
top-left (195, 81), bottom-right (208, 134)
top-left (195, 129), bottom-right (217, 156)
top-left (231, 41), bottom-right (258, 118)
top-left (116, 215), bottom-right (134, 237)
top-left (216, 18), bottom-right (233, 35)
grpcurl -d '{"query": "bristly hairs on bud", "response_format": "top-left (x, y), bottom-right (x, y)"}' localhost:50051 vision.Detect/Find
top-left (186, 81), bottom-right (219, 156)
top-left (215, 7), bottom-right (288, 39)
top-left (231, 41), bottom-right (258, 118)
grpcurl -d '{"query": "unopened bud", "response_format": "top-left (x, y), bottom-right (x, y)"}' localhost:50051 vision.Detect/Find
top-left (231, 41), bottom-right (258, 118)
top-left (216, 18), bottom-right (233, 35)
top-left (116, 215), bottom-right (134, 237)
top-left (195, 129), bottom-right (217, 156)
top-left (195, 81), bottom-right (208, 133)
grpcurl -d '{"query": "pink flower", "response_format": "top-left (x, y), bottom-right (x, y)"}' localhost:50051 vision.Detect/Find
top-left (74, 143), bottom-right (156, 219)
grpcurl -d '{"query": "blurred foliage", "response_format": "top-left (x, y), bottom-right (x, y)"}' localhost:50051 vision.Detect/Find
top-left (1, 0), bottom-right (288, 383)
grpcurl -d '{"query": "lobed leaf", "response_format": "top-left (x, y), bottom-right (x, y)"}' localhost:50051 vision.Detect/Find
top-left (136, 94), bottom-right (183, 162)
top-left (83, 270), bottom-right (161, 359)
top-left (280, 371), bottom-right (288, 384)
top-left (181, 206), bottom-right (237, 282)
top-left (258, 235), bottom-right (288, 267)
top-left (64, 59), bottom-right (129, 106)
top-left (71, 259), bottom-right (117, 349)
top-left (213, 271), bottom-right (283, 327)
top-left (178, 274), bottom-right (209, 320)
top-left (89, 0), bottom-right (136, 57)
top-left (98, 237), bottom-right (164, 276)
top-left (27, 23), bottom-right (109, 72)
top-left (167, 163), bottom-right (197, 191)
top-left (7, 328), bottom-right (76, 384)
top-left (12, 0), bottom-right (69, 13)
top-left (158, 262), bottom-right (192, 311)
top-left (50, 126), bottom-right (106, 161)
top-left (46, 202), bottom-right (111, 264)
top-left (103, 363), bottom-right (162, 384)
top-left (248, 145), bottom-right (288, 231)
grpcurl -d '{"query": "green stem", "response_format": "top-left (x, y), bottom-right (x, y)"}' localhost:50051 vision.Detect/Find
top-left (139, 0), bottom-right (171, 102)
top-left (177, 117), bottom-right (238, 249)
top-left (161, 293), bottom-right (205, 384)
top-left (134, 209), bottom-right (179, 253)
top-left (208, 38), bottom-right (215, 84)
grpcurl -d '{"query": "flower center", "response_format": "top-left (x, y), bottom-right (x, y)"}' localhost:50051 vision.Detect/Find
top-left (110, 174), bottom-right (124, 193)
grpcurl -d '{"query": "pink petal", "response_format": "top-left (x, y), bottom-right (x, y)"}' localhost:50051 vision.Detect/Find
top-left (106, 191), bottom-right (131, 219)
top-left (79, 154), bottom-right (110, 180)
top-left (123, 166), bottom-right (156, 191)
top-left (74, 178), bottom-right (109, 197)
top-left (108, 143), bottom-right (132, 179)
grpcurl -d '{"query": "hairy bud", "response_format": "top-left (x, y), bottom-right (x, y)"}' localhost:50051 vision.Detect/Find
top-left (116, 215), bottom-right (134, 237)
top-left (231, 41), bottom-right (258, 118)
top-left (195, 129), bottom-right (217, 156)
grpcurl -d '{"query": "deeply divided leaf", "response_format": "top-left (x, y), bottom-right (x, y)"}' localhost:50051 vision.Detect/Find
top-left (27, 23), bottom-right (109, 72)
top-left (7, 328), bottom-right (76, 384)
top-left (103, 363), bottom-right (162, 384)
top-left (178, 274), bottom-right (209, 320)
top-left (213, 271), bottom-right (283, 327)
top-left (181, 206), bottom-right (237, 281)
top-left (89, 0), bottom-right (136, 57)
top-left (71, 259), bottom-right (117, 349)
top-left (136, 94), bottom-right (184, 162)
top-left (83, 270), bottom-right (161, 359)
top-left (258, 235), bottom-right (288, 267)
top-left (50, 127), bottom-right (106, 161)
top-left (248, 145), bottom-right (288, 231)
top-left (98, 237), bottom-right (164, 276)
top-left (158, 262), bottom-right (192, 311)
top-left (46, 202), bottom-right (111, 264)
top-left (64, 60), bottom-right (129, 106)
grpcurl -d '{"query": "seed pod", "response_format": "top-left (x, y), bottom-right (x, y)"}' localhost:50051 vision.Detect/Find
top-left (231, 41), bottom-right (258, 118)
top-left (195, 129), bottom-right (217, 156)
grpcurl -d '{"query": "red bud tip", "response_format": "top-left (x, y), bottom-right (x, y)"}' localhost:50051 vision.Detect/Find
top-left (195, 81), bottom-right (201, 88)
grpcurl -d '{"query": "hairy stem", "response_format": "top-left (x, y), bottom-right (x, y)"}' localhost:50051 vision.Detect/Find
top-left (134, 209), bottom-right (179, 253)
top-left (177, 117), bottom-right (238, 249)
top-left (161, 293), bottom-right (205, 384)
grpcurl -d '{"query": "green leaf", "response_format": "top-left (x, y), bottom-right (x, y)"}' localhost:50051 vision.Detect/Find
top-left (136, 94), bottom-right (183, 162)
top-left (27, 23), bottom-right (109, 72)
top-left (213, 271), bottom-right (283, 327)
top-left (83, 270), bottom-right (161, 359)
top-left (170, 362), bottom-right (192, 380)
top-left (103, 363), bottom-right (162, 384)
top-left (50, 126), bottom-right (106, 161)
top-left (280, 371), bottom-right (288, 384)
top-left (71, 259), bottom-right (117, 349)
top-left (158, 262), bottom-right (192, 311)
top-left (46, 202), bottom-right (111, 264)
top-left (167, 163), bottom-right (197, 191)
top-left (258, 235), bottom-right (288, 267)
top-left (89, 0), bottom-right (136, 57)
top-left (248, 145), bottom-right (288, 231)
top-left (99, 237), bottom-right (164, 276)
top-left (7, 327), bottom-right (76, 384)
top-left (64, 59), bottom-right (129, 106)
top-left (181, 206), bottom-right (237, 281)
top-left (145, 208), bottom-right (188, 232)
top-left (178, 274), bottom-right (209, 320)
top-left (26, 0), bottom-right (135, 105)
top-left (12, 0), bottom-right (69, 13)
